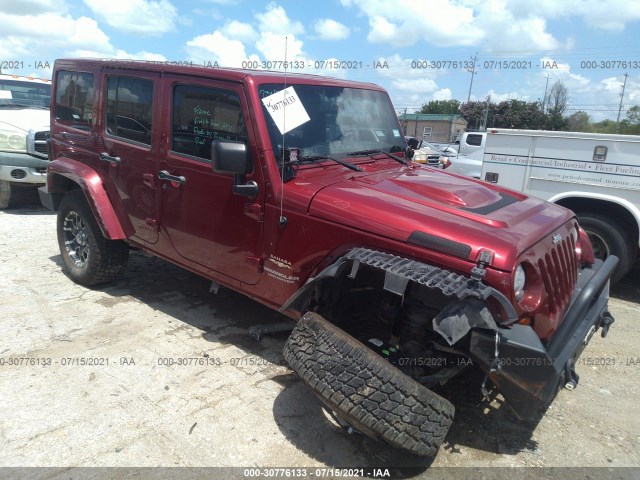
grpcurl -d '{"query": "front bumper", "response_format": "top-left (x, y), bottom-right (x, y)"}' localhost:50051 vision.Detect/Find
top-left (0, 151), bottom-right (49, 184)
top-left (469, 256), bottom-right (618, 419)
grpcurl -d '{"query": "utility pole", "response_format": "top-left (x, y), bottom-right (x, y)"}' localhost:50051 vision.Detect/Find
top-left (616, 73), bottom-right (628, 134)
top-left (542, 74), bottom-right (550, 113)
top-left (480, 94), bottom-right (491, 130)
top-left (466, 52), bottom-right (478, 103)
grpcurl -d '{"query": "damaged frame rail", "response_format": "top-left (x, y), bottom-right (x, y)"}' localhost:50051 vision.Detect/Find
top-left (282, 247), bottom-right (618, 420)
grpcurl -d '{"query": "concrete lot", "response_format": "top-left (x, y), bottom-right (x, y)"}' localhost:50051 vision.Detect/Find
top-left (1, 196), bottom-right (639, 478)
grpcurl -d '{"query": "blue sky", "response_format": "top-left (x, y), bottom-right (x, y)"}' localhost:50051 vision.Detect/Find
top-left (1, 0), bottom-right (639, 121)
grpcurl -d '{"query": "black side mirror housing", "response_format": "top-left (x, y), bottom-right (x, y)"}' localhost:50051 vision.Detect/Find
top-left (211, 140), bottom-right (258, 198)
top-left (211, 140), bottom-right (252, 175)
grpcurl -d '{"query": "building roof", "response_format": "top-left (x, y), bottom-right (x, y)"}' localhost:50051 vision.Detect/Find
top-left (398, 113), bottom-right (465, 122)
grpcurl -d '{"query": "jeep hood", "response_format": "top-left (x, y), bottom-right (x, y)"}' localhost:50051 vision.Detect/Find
top-left (0, 108), bottom-right (49, 132)
top-left (308, 166), bottom-right (574, 271)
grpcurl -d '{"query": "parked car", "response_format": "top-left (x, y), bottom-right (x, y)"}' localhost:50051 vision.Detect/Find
top-left (0, 73), bottom-right (51, 208)
top-left (40, 59), bottom-right (616, 458)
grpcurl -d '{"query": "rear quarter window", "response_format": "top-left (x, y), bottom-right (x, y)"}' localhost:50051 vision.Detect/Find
top-left (55, 71), bottom-right (94, 131)
top-left (106, 76), bottom-right (154, 145)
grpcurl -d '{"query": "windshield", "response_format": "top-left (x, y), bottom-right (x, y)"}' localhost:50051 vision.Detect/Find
top-left (258, 83), bottom-right (404, 163)
top-left (0, 79), bottom-right (51, 108)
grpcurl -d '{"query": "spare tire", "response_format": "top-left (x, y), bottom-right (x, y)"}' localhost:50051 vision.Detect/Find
top-left (283, 312), bottom-right (455, 457)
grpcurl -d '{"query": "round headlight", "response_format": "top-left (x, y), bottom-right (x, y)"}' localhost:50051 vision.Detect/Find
top-left (8, 134), bottom-right (25, 150)
top-left (0, 133), bottom-right (7, 148)
top-left (514, 264), bottom-right (526, 301)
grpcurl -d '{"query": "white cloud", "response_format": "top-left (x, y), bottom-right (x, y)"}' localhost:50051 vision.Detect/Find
top-left (186, 30), bottom-right (260, 68)
top-left (255, 3), bottom-right (304, 35)
top-left (391, 78), bottom-right (438, 93)
top-left (340, 0), bottom-right (640, 51)
top-left (0, 0), bottom-right (64, 14)
top-left (255, 32), bottom-right (305, 62)
top-left (222, 20), bottom-right (258, 43)
top-left (82, 0), bottom-right (177, 36)
top-left (433, 88), bottom-right (452, 100)
top-left (0, 13), bottom-right (113, 53)
top-left (314, 18), bottom-right (350, 40)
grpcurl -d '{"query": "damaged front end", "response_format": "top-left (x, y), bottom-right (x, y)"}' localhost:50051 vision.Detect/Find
top-left (282, 247), bottom-right (617, 420)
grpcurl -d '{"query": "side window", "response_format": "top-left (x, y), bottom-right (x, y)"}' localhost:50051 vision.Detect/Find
top-left (466, 134), bottom-right (483, 146)
top-left (106, 76), bottom-right (154, 145)
top-left (171, 84), bottom-right (247, 161)
top-left (55, 71), bottom-right (94, 131)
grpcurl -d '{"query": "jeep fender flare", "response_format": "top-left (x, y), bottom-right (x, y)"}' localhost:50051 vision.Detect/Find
top-left (281, 247), bottom-right (517, 344)
top-left (46, 158), bottom-right (130, 240)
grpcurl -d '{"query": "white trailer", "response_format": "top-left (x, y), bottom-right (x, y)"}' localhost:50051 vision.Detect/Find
top-left (481, 128), bottom-right (640, 283)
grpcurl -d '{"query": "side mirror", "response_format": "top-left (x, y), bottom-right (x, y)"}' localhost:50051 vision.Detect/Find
top-left (211, 140), bottom-right (258, 198)
top-left (211, 140), bottom-right (252, 175)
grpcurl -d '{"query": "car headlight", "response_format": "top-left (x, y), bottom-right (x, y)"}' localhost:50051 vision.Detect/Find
top-left (0, 129), bottom-right (27, 153)
top-left (514, 264), bottom-right (526, 301)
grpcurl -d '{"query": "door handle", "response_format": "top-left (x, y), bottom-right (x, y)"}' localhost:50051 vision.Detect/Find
top-left (99, 152), bottom-right (121, 165)
top-left (158, 170), bottom-right (186, 185)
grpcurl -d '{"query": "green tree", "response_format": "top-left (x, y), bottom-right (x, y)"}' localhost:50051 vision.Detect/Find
top-left (545, 81), bottom-right (569, 130)
top-left (459, 101), bottom-right (487, 129)
top-left (626, 105), bottom-right (640, 124)
top-left (566, 111), bottom-right (591, 132)
top-left (419, 99), bottom-right (461, 115)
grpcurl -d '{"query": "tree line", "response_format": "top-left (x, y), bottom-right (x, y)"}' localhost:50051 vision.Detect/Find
top-left (418, 81), bottom-right (640, 135)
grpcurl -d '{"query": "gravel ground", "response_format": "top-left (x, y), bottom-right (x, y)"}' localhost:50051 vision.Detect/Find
top-left (0, 190), bottom-right (639, 479)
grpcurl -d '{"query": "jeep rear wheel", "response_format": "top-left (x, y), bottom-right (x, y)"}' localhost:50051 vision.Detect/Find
top-left (283, 312), bottom-right (455, 457)
top-left (57, 189), bottom-right (129, 286)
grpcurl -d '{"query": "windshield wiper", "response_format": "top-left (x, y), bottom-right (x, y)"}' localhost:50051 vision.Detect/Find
top-left (346, 149), bottom-right (409, 165)
top-left (302, 155), bottom-right (363, 172)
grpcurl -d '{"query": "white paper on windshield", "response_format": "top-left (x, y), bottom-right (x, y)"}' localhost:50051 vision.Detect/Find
top-left (0, 91), bottom-right (12, 99)
top-left (261, 86), bottom-right (310, 134)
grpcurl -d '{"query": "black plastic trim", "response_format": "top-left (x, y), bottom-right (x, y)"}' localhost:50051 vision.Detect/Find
top-left (462, 192), bottom-right (518, 215)
top-left (407, 231), bottom-right (472, 259)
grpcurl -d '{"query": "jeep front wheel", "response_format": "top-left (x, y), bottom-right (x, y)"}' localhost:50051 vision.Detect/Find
top-left (57, 189), bottom-right (129, 286)
top-left (283, 312), bottom-right (455, 457)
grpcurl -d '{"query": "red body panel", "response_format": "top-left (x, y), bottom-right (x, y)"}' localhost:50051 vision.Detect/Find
top-left (47, 159), bottom-right (127, 239)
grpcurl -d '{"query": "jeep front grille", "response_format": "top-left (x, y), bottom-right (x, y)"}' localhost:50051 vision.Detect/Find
top-left (537, 234), bottom-right (578, 317)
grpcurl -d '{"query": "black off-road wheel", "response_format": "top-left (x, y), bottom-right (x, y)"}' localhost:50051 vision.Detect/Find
top-left (57, 189), bottom-right (129, 286)
top-left (577, 213), bottom-right (635, 284)
top-left (283, 312), bottom-right (455, 457)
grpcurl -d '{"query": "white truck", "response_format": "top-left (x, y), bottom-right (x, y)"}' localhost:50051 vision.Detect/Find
top-left (481, 128), bottom-right (640, 284)
top-left (0, 73), bottom-right (51, 208)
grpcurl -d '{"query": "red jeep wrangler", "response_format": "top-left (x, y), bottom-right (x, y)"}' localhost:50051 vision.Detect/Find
top-left (40, 59), bottom-right (617, 457)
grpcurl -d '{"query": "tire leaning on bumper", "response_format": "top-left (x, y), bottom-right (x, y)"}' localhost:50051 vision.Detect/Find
top-left (283, 312), bottom-right (455, 457)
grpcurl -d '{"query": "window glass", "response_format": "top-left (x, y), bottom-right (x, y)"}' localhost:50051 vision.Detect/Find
top-left (172, 85), bottom-right (247, 161)
top-left (466, 134), bottom-right (483, 146)
top-left (106, 76), bottom-right (153, 145)
top-left (55, 71), bottom-right (94, 131)
top-left (258, 84), bottom-right (404, 163)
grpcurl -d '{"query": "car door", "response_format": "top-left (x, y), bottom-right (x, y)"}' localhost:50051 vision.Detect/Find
top-left (99, 71), bottom-right (160, 244)
top-left (158, 76), bottom-right (264, 285)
